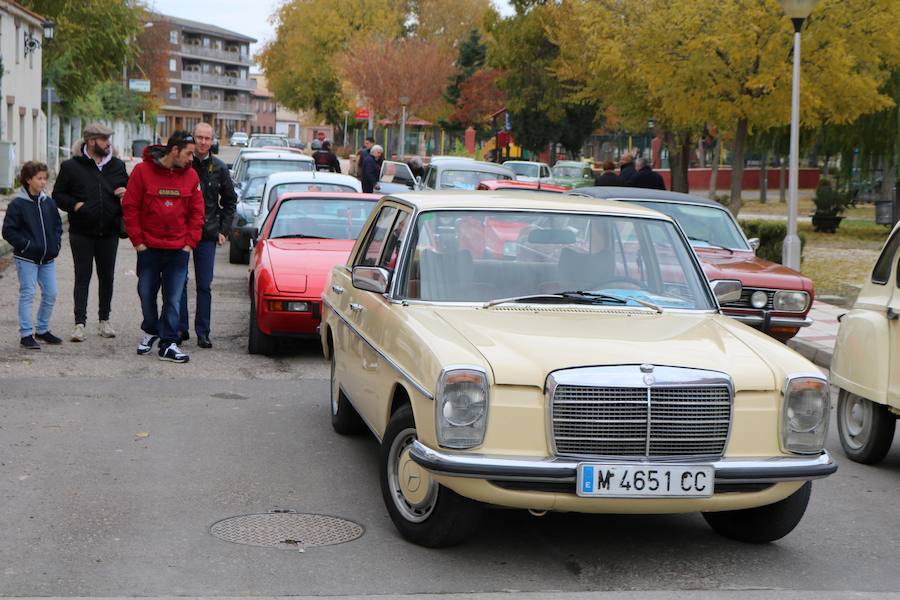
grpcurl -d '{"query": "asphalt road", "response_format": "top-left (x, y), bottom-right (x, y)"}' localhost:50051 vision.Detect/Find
top-left (1, 235), bottom-right (899, 598)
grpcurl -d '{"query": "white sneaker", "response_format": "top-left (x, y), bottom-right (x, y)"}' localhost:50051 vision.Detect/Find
top-left (70, 324), bottom-right (86, 342)
top-left (98, 320), bottom-right (116, 338)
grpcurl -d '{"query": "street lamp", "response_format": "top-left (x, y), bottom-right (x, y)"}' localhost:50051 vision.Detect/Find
top-left (343, 110), bottom-right (349, 147)
top-left (780, 0), bottom-right (819, 271)
top-left (398, 96), bottom-right (409, 159)
top-left (39, 21), bottom-right (55, 169)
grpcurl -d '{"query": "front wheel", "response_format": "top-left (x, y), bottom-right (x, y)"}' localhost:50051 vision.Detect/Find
top-left (248, 294), bottom-right (276, 355)
top-left (703, 481), bottom-right (812, 543)
top-left (837, 389), bottom-right (896, 464)
top-left (379, 404), bottom-right (482, 547)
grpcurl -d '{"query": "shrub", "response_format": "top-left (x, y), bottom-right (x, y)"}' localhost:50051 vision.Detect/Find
top-left (739, 220), bottom-right (806, 265)
top-left (812, 177), bottom-right (852, 217)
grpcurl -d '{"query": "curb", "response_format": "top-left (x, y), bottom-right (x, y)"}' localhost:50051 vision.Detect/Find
top-left (787, 337), bottom-right (833, 370)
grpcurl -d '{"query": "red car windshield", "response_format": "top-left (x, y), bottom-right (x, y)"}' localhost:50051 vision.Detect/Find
top-left (268, 198), bottom-right (376, 240)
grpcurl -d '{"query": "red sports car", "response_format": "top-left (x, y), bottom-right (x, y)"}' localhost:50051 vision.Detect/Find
top-left (248, 192), bottom-right (380, 354)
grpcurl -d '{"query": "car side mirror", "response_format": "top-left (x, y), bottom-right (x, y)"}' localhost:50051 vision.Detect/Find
top-left (352, 266), bottom-right (390, 294)
top-left (711, 279), bottom-right (743, 304)
top-left (748, 237), bottom-right (760, 252)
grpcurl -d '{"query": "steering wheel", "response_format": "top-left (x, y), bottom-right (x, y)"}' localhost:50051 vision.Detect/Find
top-left (599, 277), bottom-right (645, 290)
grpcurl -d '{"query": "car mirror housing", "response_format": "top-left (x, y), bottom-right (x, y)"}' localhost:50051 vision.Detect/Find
top-left (711, 279), bottom-right (743, 304)
top-left (748, 237), bottom-right (761, 252)
top-left (352, 266), bottom-right (391, 294)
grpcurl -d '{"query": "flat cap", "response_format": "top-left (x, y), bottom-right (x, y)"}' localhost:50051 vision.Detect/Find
top-left (82, 122), bottom-right (114, 139)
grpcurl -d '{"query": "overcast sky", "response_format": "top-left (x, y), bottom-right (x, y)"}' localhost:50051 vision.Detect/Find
top-left (148, 0), bottom-right (514, 68)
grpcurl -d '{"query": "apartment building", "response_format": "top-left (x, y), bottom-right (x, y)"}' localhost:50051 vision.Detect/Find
top-left (150, 14), bottom-right (256, 141)
top-left (249, 74), bottom-right (275, 135)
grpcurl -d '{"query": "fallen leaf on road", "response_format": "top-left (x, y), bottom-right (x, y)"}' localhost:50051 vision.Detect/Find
top-left (135, 432), bottom-right (150, 439)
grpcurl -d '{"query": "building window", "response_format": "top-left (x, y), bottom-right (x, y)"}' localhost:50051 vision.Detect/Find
top-left (15, 24), bottom-right (20, 64)
top-left (169, 58), bottom-right (177, 72)
top-left (202, 37), bottom-right (210, 48)
top-left (168, 86), bottom-right (177, 100)
top-left (170, 30), bottom-right (178, 44)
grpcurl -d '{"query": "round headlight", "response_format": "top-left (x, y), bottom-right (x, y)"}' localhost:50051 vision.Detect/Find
top-left (787, 389), bottom-right (827, 433)
top-left (442, 384), bottom-right (485, 427)
top-left (750, 290), bottom-right (769, 309)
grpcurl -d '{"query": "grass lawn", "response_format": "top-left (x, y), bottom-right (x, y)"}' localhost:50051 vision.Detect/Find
top-left (739, 197), bottom-right (877, 222)
top-left (800, 219), bottom-right (890, 307)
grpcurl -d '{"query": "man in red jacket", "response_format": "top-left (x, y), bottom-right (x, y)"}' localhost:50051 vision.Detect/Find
top-left (122, 131), bottom-right (204, 363)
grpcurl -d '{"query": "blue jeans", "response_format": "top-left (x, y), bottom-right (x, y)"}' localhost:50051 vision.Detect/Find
top-left (178, 239), bottom-right (217, 337)
top-left (15, 258), bottom-right (57, 337)
top-left (136, 248), bottom-right (189, 347)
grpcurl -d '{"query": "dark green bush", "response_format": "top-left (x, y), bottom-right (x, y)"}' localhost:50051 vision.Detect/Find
top-left (813, 177), bottom-right (852, 217)
top-left (739, 220), bottom-right (806, 265)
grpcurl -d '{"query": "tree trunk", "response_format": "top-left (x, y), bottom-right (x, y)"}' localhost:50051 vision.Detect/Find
top-left (708, 138), bottom-right (721, 200)
top-left (779, 155), bottom-right (787, 202)
top-left (759, 149), bottom-right (768, 204)
top-left (729, 118), bottom-right (748, 216)
top-left (665, 130), bottom-right (692, 193)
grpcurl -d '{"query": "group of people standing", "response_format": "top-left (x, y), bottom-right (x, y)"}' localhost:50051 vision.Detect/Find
top-left (594, 153), bottom-right (666, 190)
top-left (2, 122), bottom-right (235, 364)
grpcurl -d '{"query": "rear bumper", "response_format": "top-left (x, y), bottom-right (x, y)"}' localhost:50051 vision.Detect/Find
top-left (409, 441), bottom-right (837, 485)
top-left (258, 298), bottom-right (321, 336)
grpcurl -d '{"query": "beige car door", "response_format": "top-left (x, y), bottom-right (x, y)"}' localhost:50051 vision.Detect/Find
top-left (884, 234), bottom-right (900, 408)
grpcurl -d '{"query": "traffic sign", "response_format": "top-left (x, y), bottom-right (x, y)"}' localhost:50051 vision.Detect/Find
top-left (354, 108), bottom-right (370, 120)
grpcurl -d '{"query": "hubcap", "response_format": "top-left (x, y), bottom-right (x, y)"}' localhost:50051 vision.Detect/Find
top-left (840, 392), bottom-right (871, 450)
top-left (387, 428), bottom-right (437, 523)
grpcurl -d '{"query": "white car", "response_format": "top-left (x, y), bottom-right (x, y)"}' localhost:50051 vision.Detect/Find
top-left (252, 171), bottom-right (363, 234)
top-left (230, 132), bottom-right (249, 146)
top-left (503, 160), bottom-right (552, 183)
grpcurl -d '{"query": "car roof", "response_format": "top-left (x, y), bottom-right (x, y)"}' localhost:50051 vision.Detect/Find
top-left (265, 171), bottom-right (362, 190)
top-left (503, 160), bottom-right (547, 166)
top-left (243, 152), bottom-right (314, 161)
top-left (275, 192), bottom-right (381, 204)
top-left (433, 160), bottom-right (516, 176)
top-left (568, 185), bottom-right (724, 208)
top-left (553, 160), bottom-right (590, 167)
top-left (384, 191), bottom-right (672, 219)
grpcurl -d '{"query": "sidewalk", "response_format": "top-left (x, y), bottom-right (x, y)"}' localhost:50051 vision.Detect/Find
top-left (786, 300), bottom-right (844, 369)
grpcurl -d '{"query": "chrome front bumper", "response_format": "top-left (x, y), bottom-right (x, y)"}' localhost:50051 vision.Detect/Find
top-left (728, 313), bottom-right (813, 329)
top-left (410, 441), bottom-right (837, 485)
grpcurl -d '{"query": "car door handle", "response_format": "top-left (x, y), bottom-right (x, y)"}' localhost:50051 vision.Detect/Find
top-left (332, 285), bottom-right (344, 295)
top-left (349, 303), bottom-right (364, 313)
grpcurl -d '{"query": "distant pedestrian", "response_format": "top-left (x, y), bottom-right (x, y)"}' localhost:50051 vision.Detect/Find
top-left (360, 144), bottom-right (384, 193)
top-left (353, 136), bottom-right (375, 181)
top-left (52, 123), bottom-right (129, 342)
top-left (594, 160), bottom-right (623, 186)
top-left (2, 161), bottom-right (63, 350)
top-left (313, 140), bottom-right (341, 173)
top-left (122, 131), bottom-right (204, 364)
top-left (631, 157), bottom-right (666, 190)
top-left (177, 122), bottom-right (236, 349)
top-left (619, 152), bottom-right (637, 184)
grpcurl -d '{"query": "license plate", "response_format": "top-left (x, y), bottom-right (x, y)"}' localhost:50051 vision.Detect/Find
top-left (576, 463), bottom-right (714, 498)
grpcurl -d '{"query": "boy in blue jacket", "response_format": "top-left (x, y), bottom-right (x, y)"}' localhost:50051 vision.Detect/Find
top-left (2, 161), bottom-right (63, 349)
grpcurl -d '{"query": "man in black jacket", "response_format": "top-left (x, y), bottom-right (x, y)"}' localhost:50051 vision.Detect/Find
top-left (631, 157), bottom-right (667, 190)
top-left (53, 123), bottom-right (129, 342)
top-left (178, 122), bottom-right (237, 348)
top-left (313, 140), bottom-right (342, 173)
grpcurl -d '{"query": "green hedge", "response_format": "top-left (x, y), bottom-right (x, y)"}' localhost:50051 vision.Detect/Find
top-left (738, 220), bottom-right (806, 265)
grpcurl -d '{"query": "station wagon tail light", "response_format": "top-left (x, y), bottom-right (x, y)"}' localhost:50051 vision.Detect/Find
top-left (782, 375), bottom-right (829, 454)
top-left (773, 291), bottom-right (809, 312)
top-left (436, 367), bottom-right (489, 449)
top-left (268, 300), bottom-right (310, 312)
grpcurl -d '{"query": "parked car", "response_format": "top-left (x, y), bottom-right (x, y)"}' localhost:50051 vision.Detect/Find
top-left (320, 190), bottom-right (836, 547)
top-left (568, 187), bottom-right (814, 342)
top-left (287, 138), bottom-right (306, 150)
top-left (503, 160), bottom-right (552, 183)
top-left (375, 158), bottom-right (516, 194)
top-left (249, 134), bottom-right (290, 148)
top-left (477, 179), bottom-right (568, 193)
top-left (252, 171), bottom-right (363, 235)
top-left (230, 175), bottom-right (268, 264)
top-left (831, 221), bottom-right (900, 464)
top-left (230, 132), bottom-right (249, 147)
top-left (229, 152), bottom-right (315, 264)
top-left (248, 192), bottom-right (379, 355)
top-left (550, 160), bottom-right (596, 189)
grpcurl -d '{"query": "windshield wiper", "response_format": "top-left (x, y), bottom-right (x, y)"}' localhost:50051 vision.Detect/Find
top-left (271, 234), bottom-right (329, 239)
top-left (688, 237), bottom-right (734, 254)
top-left (483, 290), bottom-right (662, 313)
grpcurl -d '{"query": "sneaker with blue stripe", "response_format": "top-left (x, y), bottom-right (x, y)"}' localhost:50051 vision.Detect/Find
top-left (137, 334), bottom-right (158, 355)
top-left (158, 342), bottom-right (189, 363)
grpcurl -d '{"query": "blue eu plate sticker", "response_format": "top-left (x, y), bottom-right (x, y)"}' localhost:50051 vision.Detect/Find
top-left (581, 465), bottom-right (594, 493)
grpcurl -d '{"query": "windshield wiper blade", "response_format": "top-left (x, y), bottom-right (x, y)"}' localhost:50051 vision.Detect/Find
top-left (688, 237), bottom-right (734, 254)
top-left (483, 294), bottom-right (569, 308)
top-left (559, 290), bottom-right (663, 313)
top-left (271, 234), bottom-right (329, 239)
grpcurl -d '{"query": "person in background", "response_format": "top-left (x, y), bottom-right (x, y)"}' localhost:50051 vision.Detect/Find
top-left (313, 140), bottom-right (341, 173)
top-left (631, 157), bottom-right (667, 190)
top-left (177, 122), bottom-right (236, 349)
top-left (122, 131), bottom-right (204, 364)
top-left (354, 136), bottom-right (375, 181)
top-left (361, 144), bottom-right (384, 193)
top-left (2, 161), bottom-right (63, 350)
top-left (618, 152), bottom-right (637, 184)
top-left (52, 123), bottom-right (129, 342)
top-left (594, 160), bottom-right (623, 186)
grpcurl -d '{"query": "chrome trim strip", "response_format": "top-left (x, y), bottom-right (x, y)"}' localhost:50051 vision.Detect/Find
top-left (730, 315), bottom-right (813, 328)
top-left (410, 441), bottom-right (837, 484)
top-left (322, 297), bottom-right (434, 401)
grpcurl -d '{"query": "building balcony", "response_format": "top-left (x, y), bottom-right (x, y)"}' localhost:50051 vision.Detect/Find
top-left (180, 71), bottom-right (256, 90)
top-left (180, 44), bottom-right (250, 65)
top-left (168, 97), bottom-right (253, 114)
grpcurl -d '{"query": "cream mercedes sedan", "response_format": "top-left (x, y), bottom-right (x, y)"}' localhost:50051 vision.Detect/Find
top-left (320, 191), bottom-right (836, 547)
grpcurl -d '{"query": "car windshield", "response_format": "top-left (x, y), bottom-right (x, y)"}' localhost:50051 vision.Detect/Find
top-left (553, 166), bottom-right (585, 178)
top-left (245, 160), bottom-right (313, 181)
top-left (399, 210), bottom-right (714, 309)
top-left (440, 170), bottom-right (512, 190)
top-left (268, 182), bottom-right (358, 209)
top-left (268, 198), bottom-right (376, 240)
top-left (506, 163), bottom-right (539, 177)
top-left (243, 177), bottom-right (267, 202)
top-left (249, 136), bottom-right (287, 147)
top-left (634, 201), bottom-right (749, 250)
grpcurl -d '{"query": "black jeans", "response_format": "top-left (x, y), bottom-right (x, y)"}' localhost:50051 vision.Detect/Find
top-left (69, 231), bottom-right (119, 325)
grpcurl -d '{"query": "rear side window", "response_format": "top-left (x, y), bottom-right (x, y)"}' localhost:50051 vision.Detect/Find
top-left (871, 229), bottom-right (900, 285)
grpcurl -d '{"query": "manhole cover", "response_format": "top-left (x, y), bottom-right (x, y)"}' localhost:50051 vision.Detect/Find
top-left (210, 513), bottom-right (364, 550)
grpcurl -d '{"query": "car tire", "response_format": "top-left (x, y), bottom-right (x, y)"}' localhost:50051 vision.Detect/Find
top-left (379, 404), bottom-right (483, 547)
top-left (702, 481), bottom-right (812, 543)
top-left (248, 294), bottom-right (276, 356)
top-left (837, 389), bottom-right (896, 464)
top-left (330, 349), bottom-right (366, 435)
